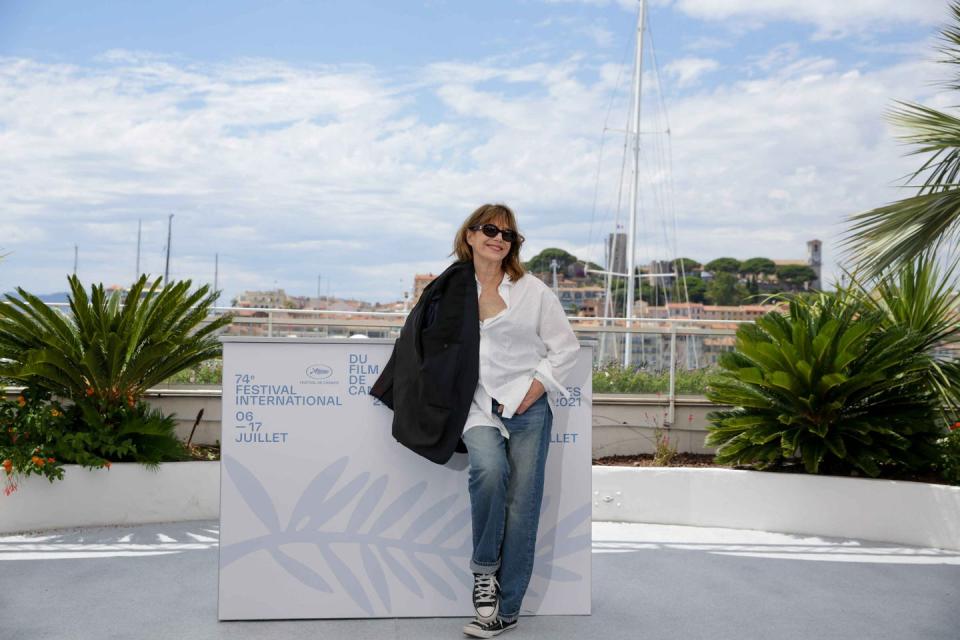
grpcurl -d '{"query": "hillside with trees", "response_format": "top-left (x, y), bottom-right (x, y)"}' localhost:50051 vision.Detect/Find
top-left (523, 248), bottom-right (819, 309)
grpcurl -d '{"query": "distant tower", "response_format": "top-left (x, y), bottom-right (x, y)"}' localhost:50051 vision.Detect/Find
top-left (806, 239), bottom-right (822, 290)
top-left (607, 231), bottom-right (627, 275)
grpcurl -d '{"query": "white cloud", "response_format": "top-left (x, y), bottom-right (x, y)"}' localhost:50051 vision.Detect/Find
top-left (549, 0), bottom-right (946, 38)
top-left (664, 57), bottom-right (720, 87)
top-left (670, 0), bottom-right (946, 38)
top-left (0, 36), bottom-right (946, 306)
top-left (580, 24), bottom-right (616, 48)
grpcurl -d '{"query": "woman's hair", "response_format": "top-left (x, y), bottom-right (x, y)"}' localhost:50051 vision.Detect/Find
top-left (452, 203), bottom-right (527, 282)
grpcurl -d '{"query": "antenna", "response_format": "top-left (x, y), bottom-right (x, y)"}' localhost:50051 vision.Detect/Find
top-left (73, 245), bottom-right (78, 275)
top-left (164, 214), bottom-right (173, 282)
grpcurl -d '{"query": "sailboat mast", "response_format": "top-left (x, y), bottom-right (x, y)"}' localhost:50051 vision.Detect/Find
top-left (624, 0), bottom-right (645, 368)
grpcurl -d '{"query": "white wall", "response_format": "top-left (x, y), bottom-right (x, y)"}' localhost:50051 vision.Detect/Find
top-left (0, 462), bottom-right (219, 533)
top-left (593, 467), bottom-right (960, 552)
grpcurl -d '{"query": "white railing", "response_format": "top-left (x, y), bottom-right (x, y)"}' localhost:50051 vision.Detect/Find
top-left (34, 302), bottom-right (751, 426)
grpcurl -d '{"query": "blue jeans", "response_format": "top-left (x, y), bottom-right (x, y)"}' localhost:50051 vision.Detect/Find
top-left (461, 393), bottom-right (552, 623)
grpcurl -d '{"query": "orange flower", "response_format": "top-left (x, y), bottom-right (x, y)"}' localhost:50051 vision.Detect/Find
top-left (85, 387), bottom-right (95, 397)
top-left (46, 457), bottom-right (55, 463)
top-left (50, 408), bottom-right (61, 417)
top-left (2, 459), bottom-right (12, 473)
top-left (103, 461), bottom-right (112, 470)
top-left (31, 456), bottom-right (44, 467)
top-left (16, 395), bottom-right (25, 407)
top-left (951, 421), bottom-right (960, 432)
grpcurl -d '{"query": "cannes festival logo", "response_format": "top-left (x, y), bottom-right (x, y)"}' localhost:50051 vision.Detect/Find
top-left (220, 455), bottom-right (589, 615)
top-left (305, 364), bottom-right (333, 380)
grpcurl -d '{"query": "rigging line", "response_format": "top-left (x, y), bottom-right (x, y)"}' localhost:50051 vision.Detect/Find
top-left (635, 31), bottom-right (654, 334)
top-left (643, 17), bottom-right (675, 314)
top-left (586, 17), bottom-right (641, 275)
top-left (599, 116), bottom-right (632, 365)
top-left (652, 81), bottom-right (675, 315)
top-left (645, 15), bottom-right (691, 331)
top-left (645, 15), bottom-right (698, 370)
top-left (645, 22), bottom-right (684, 273)
top-left (638, 83), bottom-right (668, 312)
top-left (607, 99), bottom-right (633, 321)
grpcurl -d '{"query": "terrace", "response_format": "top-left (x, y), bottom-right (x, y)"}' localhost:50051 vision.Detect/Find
top-left (2, 313), bottom-right (958, 640)
top-left (3, 519), bottom-right (958, 639)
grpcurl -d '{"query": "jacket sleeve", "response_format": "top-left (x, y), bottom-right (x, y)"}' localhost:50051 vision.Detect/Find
top-left (532, 288), bottom-right (580, 398)
top-left (369, 342), bottom-right (397, 409)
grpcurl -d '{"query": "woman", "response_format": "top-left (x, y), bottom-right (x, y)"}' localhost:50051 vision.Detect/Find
top-left (453, 204), bottom-right (580, 638)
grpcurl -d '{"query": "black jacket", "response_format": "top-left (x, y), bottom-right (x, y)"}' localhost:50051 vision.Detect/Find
top-left (369, 260), bottom-right (479, 464)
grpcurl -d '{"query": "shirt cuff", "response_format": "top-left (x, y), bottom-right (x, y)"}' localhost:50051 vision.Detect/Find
top-left (534, 359), bottom-right (570, 399)
top-left (498, 373), bottom-right (534, 419)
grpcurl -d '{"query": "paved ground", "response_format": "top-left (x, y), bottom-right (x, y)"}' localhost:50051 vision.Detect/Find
top-left (1, 520), bottom-right (958, 640)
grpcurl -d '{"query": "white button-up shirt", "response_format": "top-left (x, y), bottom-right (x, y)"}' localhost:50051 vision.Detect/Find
top-left (462, 270), bottom-right (581, 440)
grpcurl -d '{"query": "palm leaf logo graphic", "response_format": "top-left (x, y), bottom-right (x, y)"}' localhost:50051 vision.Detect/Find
top-left (221, 455), bottom-right (588, 614)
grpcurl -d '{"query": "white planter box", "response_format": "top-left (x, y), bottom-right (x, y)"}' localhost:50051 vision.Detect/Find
top-left (0, 461), bottom-right (219, 534)
top-left (593, 466), bottom-right (960, 552)
top-left (4, 463), bottom-right (958, 553)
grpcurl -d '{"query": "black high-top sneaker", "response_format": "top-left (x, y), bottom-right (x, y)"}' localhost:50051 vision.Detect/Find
top-left (471, 572), bottom-right (500, 622)
top-left (462, 616), bottom-right (518, 638)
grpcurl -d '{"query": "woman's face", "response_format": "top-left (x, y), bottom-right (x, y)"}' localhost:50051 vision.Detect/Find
top-left (467, 217), bottom-right (514, 265)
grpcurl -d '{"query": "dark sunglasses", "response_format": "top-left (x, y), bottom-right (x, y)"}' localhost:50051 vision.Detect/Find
top-left (470, 223), bottom-right (522, 244)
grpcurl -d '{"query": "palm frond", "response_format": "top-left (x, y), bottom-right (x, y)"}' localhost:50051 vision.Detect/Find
top-left (842, 4), bottom-right (960, 277)
top-left (841, 188), bottom-right (960, 280)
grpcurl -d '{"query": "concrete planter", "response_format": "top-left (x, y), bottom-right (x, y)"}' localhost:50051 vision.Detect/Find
top-left (3, 387), bottom-right (724, 455)
top-left (3, 461), bottom-right (957, 554)
top-left (0, 461), bottom-right (219, 534)
top-left (593, 466), bottom-right (960, 552)
top-left (591, 393), bottom-right (718, 456)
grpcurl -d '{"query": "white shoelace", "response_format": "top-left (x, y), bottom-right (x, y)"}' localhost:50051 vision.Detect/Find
top-left (473, 574), bottom-right (499, 607)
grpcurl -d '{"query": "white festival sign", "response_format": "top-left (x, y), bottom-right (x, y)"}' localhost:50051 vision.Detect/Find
top-left (218, 337), bottom-right (592, 620)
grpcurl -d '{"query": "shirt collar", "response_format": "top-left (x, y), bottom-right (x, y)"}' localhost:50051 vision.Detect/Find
top-left (475, 272), bottom-right (514, 288)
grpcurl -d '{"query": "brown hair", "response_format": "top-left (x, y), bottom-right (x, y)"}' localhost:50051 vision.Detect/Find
top-left (452, 203), bottom-right (527, 282)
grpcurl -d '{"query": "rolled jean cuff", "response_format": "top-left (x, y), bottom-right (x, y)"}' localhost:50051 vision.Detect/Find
top-left (470, 558), bottom-right (500, 574)
top-left (499, 611), bottom-right (519, 623)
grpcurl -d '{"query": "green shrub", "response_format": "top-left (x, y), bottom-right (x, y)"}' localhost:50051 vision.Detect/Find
top-left (593, 363), bottom-right (724, 394)
top-left (57, 395), bottom-right (188, 469)
top-left (0, 274), bottom-right (231, 478)
top-left (0, 389), bottom-right (66, 495)
top-left (164, 358), bottom-right (223, 384)
top-left (0, 274), bottom-right (232, 405)
top-left (705, 290), bottom-right (942, 477)
top-left (938, 423), bottom-right (960, 485)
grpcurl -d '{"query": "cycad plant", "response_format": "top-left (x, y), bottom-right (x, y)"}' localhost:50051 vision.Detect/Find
top-left (843, 2), bottom-right (960, 278)
top-left (705, 289), bottom-right (942, 477)
top-left (0, 274), bottom-right (232, 464)
top-left (849, 252), bottom-right (960, 426)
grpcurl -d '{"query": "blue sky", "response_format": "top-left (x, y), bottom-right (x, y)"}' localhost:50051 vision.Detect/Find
top-left (0, 0), bottom-right (950, 304)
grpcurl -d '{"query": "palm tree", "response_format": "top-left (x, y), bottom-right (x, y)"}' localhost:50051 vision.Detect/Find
top-left (843, 2), bottom-right (960, 279)
top-left (0, 274), bottom-right (232, 409)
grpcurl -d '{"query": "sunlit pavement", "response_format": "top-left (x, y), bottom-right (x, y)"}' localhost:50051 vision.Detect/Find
top-left (1, 520), bottom-right (958, 640)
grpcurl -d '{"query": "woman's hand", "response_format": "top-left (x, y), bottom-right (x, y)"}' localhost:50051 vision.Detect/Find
top-left (514, 378), bottom-right (545, 415)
